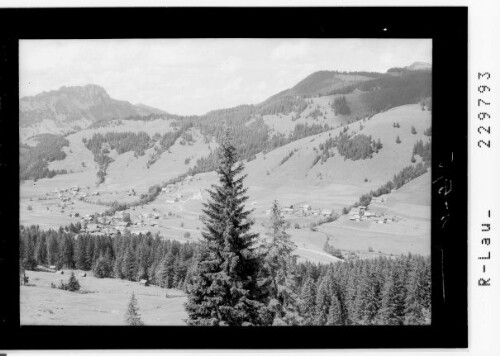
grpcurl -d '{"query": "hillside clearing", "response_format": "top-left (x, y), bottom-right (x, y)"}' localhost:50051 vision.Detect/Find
top-left (21, 269), bottom-right (187, 325)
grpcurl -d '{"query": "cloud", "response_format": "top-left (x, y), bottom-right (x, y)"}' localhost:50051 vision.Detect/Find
top-left (270, 40), bottom-right (311, 62)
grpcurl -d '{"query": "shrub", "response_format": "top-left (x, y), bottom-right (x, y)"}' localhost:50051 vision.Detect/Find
top-left (410, 155), bottom-right (416, 163)
top-left (317, 215), bottom-right (338, 225)
top-left (396, 135), bottom-right (401, 144)
top-left (323, 238), bottom-right (344, 259)
top-left (311, 155), bottom-right (321, 167)
top-left (358, 193), bottom-right (372, 206)
top-left (368, 246), bottom-right (374, 252)
top-left (58, 272), bottom-right (81, 292)
top-left (27, 205), bottom-right (32, 211)
top-left (411, 125), bottom-right (417, 134)
top-left (94, 257), bottom-right (112, 278)
top-left (294, 223), bottom-right (300, 229)
top-left (184, 232), bottom-right (191, 239)
top-left (342, 206), bottom-right (351, 215)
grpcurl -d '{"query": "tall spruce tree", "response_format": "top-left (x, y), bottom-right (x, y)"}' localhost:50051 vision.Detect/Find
top-left (157, 251), bottom-right (176, 288)
top-left (327, 295), bottom-right (343, 325)
top-left (122, 246), bottom-right (137, 281)
top-left (299, 276), bottom-right (317, 325)
top-left (125, 292), bottom-right (144, 326)
top-left (261, 201), bottom-right (301, 325)
top-left (377, 261), bottom-right (406, 325)
top-left (314, 276), bottom-right (332, 325)
top-left (22, 234), bottom-right (37, 270)
top-left (185, 131), bottom-right (269, 326)
top-left (404, 257), bottom-right (431, 325)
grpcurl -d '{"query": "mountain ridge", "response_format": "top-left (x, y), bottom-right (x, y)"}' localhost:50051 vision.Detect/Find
top-left (20, 84), bottom-right (166, 137)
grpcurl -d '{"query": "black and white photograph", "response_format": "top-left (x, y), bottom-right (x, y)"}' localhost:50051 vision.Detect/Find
top-left (18, 38), bottom-right (433, 327)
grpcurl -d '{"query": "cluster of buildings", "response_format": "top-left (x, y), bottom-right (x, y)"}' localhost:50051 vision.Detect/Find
top-left (265, 204), bottom-right (335, 217)
top-left (79, 210), bottom-right (159, 236)
top-left (45, 186), bottom-right (91, 214)
top-left (348, 206), bottom-right (394, 224)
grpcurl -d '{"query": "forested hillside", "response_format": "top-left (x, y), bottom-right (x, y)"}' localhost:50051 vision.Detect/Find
top-left (20, 134), bottom-right (70, 180)
top-left (20, 67), bottom-right (431, 182)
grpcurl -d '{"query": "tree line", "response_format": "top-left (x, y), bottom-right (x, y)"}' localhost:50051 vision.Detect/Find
top-left (359, 71), bottom-right (432, 113)
top-left (20, 224), bottom-right (197, 291)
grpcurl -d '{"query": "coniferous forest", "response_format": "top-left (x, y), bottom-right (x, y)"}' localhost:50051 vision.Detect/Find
top-left (20, 135), bottom-right (431, 326)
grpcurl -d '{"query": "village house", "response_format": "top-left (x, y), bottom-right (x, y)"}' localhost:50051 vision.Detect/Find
top-left (321, 209), bottom-right (333, 216)
top-left (303, 204), bottom-right (311, 211)
top-left (310, 208), bottom-right (320, 215)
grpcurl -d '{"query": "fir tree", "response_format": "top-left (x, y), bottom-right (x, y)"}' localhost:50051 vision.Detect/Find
top-left (314, 276), bottom-right (331, 325)
top-left (261, 201), bottom-right (301, 325)
top-left (185, 131), bottom-right (269, 326)
top-left (122, 246), bottom-right (136, 281)
top-left (327, 295), bottom-right (343, 325)
top-left (75, 236), bottom-right (89, 270)
top-left (34, 234), bottom-right (47, 266)
top-left (66, 272), bottom-right (81, 292)
top-left (157, 251), bottom-right (176, 288)
top-left (113, 254), bottom-right (124, 279)
top-left (299, 276), bottom-right (317, 325)
top-left (59, 235), bottom-right (75, 269)
top-left (46, 234), bottom-right (59, 267)
top-left (94, 254), bottom-right (113, 278)
top-left (22, 234), bottom-right (37, 270)
top-left (125, 292), bottom-right (144, 326)
top-left (355, 265), bottom-right (382, 325)
top-left (404, 257), bottom-right (431, 325)
top-left (377, 266), bottom-right (405, 325)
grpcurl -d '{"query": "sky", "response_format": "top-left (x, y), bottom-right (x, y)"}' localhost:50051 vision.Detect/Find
top-left (20, 39), bottom-right (431, 116)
